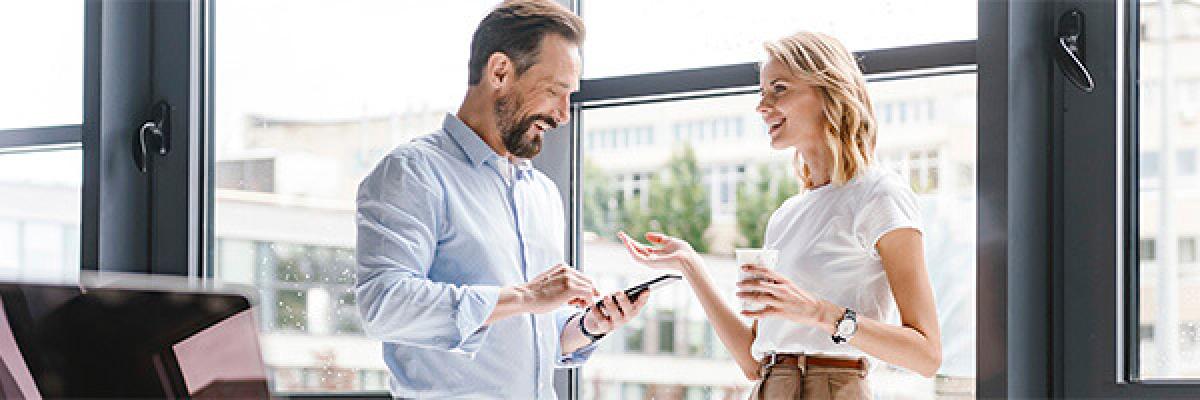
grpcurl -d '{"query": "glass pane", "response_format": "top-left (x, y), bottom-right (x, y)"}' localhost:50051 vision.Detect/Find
top-left (580, 73), bottom-right (976, 399)
top-left (582, 0), bottom-right (975, 78)
top-left (0, 148), bottom-right (82, 283)
top-left (0, 1), bottom-right (83, 130)
top-left (212, 0), bottom-right (496, 393)
top-left (1137, 0), bottom-right (1200, 380)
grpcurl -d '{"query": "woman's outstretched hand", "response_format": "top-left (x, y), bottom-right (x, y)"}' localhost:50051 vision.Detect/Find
top-left (617, 231), bottom-right (701, 272)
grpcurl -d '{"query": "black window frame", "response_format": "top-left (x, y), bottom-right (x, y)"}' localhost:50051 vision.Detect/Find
top-left (1058, 0), bottom-right (1200, 396)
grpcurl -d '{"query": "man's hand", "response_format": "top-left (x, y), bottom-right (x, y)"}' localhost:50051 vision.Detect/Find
top-left (488, 264), bottom-right (598, 324)
top-left (519, 264), bottom-right (601, 313)
top-left (583, 290), bottom-right (650, 335)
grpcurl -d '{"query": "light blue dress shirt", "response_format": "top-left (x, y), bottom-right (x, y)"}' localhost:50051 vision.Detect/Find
top-left (356, 114), bottom-right (596, 399)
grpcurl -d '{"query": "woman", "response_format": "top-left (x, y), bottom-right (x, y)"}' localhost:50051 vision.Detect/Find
top-left (619, 32), bottom-right (940, 399)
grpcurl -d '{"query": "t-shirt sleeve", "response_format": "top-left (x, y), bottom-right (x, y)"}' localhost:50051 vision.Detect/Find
top-left (854, 181), bottom-right (923, 258)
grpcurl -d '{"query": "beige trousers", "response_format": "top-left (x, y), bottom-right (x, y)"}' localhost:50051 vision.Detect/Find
top-left (748, 362), bottom-right (870, 400)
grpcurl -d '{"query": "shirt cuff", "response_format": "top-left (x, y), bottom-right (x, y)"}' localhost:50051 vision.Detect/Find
top-left (555, 309), bottom-right (600, 368)
top-left (451, 285), bottom-right (501, 356)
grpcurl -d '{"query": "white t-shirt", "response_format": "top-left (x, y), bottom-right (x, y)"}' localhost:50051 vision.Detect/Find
top-left (750, 165), bottom-right (923, 363)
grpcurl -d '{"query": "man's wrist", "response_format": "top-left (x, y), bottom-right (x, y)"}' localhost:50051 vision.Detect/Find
top-left (579, 311), bottom-right (607, 341)
top-left (581, 310), bottom-right (609, 334)
top-left (488, 285), bottom-right (534, 324)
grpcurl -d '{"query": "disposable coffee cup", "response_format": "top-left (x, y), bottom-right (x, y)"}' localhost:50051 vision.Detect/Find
top-left (734, 248), bottom-right (779, 314)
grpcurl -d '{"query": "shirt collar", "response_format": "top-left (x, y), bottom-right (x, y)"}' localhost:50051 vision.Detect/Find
top-left (443, 113), bottom-right (536, 179)
top-left (443, 113), bottom-right (499, 168)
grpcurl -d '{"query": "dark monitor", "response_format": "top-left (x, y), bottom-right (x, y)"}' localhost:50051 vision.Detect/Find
top-left (0, 280), bottom-right (270, 398)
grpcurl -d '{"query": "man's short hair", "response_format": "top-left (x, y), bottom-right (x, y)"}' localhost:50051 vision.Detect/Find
top-left (467, 0), bottom-right (585, 85)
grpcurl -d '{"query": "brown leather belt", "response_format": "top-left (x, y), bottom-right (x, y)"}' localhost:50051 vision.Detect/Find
top-left (762, 353), bottom-right (865, 371)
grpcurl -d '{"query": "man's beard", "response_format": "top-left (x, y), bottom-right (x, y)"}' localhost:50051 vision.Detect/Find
top-left (495, 92), bottom-right (555, 159)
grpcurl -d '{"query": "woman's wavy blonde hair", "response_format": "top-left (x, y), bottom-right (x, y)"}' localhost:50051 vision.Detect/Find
top-left (763, 32), bottom-right (876, 189)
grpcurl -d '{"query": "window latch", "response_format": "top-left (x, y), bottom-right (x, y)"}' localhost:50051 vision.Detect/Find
top-left (1054, 9), bottom-right (1095, 93)
top-left (133, 101), bottom-right (171, 173)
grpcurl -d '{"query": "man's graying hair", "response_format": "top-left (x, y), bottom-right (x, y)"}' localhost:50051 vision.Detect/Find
top-left (467, 0), bottom-right (585, 85)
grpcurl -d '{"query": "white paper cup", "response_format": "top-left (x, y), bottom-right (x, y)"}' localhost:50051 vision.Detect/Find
top-left (735, 248), bottom-right (779, 313)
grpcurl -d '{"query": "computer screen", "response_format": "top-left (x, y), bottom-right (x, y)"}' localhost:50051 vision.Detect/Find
top-left (0, 282), bottom-right (269, 398)
top-left (173, 309), bottom-right (269, 397)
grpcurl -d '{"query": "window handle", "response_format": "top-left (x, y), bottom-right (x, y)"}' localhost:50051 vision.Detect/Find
top-left (1055, 9), bottom-right (1095, 93)
top-left (133, 101), bottom-right (171, 173)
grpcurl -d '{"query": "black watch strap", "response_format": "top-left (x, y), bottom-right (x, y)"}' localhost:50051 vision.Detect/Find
top-left (578, 310), bottom-right (606, 342)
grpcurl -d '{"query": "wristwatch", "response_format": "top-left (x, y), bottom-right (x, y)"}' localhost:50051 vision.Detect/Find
top-left (832, 308), bottom-right (857, 344)
top-left (579, 310), bottom-right (606, 342)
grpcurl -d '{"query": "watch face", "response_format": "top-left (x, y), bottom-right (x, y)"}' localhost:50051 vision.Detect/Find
top-left (836, 320), bottom-right (856, 336)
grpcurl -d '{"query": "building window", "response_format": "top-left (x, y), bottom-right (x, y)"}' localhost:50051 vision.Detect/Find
top-left (1178, 149), bottom-right (1196, 176)
top-left (1142, 151), bottom-right (1161, 178)
top-left (1181, 236), bottom-right (1197, 264)
top-left (657, 310), bottom-right (676, 354)
top-left (275, 289), bottom-right (308, 332)
top-left (216, 158), bottom-right (276, 192)
top-left (1141, 238), bottom-right (1158, 262)
top-left (624, 316), bottom-right (645, 353)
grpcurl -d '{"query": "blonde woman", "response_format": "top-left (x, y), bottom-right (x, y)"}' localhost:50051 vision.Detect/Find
top-left (619, 32), bottom-right (940, 399)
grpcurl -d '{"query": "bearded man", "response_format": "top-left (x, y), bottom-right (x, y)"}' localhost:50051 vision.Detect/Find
top-left (354, 1), bottom-right (650, 398)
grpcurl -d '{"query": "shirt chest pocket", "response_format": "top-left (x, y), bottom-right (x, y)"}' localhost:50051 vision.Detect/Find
top-left (519, 215), bottom-right (565, 275)
top-left (513, 192), bottom-right (566, 276)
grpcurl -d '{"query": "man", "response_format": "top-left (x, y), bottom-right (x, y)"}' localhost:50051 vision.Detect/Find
top-left (355, 1), bottom-right (649, 398)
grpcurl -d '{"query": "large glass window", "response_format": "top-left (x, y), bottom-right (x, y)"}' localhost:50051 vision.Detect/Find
top-left (0, 149), bottom-right (81, 284)
top-left (0, 1), bottom-right (83, 130)
top-left (211, 0), bottom-right (496, 393)
top-left (581, 0), bottom-right (975, 79)
top-left (1137, 0), bottom-right (1200, 380)
top-left (579, 73), bottom-right (976, 399)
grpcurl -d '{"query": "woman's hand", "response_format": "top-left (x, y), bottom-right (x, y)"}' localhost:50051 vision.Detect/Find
top-left (735, 264), bottom-right (840, 328)
top-left (618, 231), bottom-right (702, 272)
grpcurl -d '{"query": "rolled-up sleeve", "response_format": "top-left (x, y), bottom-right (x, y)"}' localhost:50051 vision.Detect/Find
top-left (355, 151), bottom-right (499, 355)
top-left (554, 308), bottom-right (599, 367)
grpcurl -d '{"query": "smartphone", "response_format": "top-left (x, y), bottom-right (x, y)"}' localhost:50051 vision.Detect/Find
top-left (593, 274), bottom-right (682, 310)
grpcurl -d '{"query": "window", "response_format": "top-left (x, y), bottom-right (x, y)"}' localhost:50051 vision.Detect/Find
top-left (216, 158), bottom-right (276, 192)
top-left (1142, 151), bottom-right (1161, 178)
top-left (1179, 149), bottom-right (1196, 176)
top-left (0, 1), bottom-right (84, 285)
top-left (579, 72), bottom-right (976, 399)
top-left (0, 1), bottom-right (83, 130)
top-left (1181, 237), bottom-right (1197, 264)
top-left (211, 1), bottom-right (498, 394)
top-left (656, 310), bottom-right (676, 354)
top-left (1141, 238), bottom-right (1158, 262)
top-left (0, 149), bottom-right (82, 284)
top-left (1137, 0), bottom-right (1200, 380)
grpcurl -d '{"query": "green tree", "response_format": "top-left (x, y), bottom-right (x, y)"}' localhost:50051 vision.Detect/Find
top-left (582, 160), bottom-right (618, 239)
top-left (621, 144), bottom-right (711, 253)
top-left (736, 164), bottom-right (800, 248)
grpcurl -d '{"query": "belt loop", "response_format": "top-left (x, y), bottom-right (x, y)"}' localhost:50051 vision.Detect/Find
top-left (857, 357), bottom-right (868, 378)
top-left (796, 354), bottom-right (807, 375)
